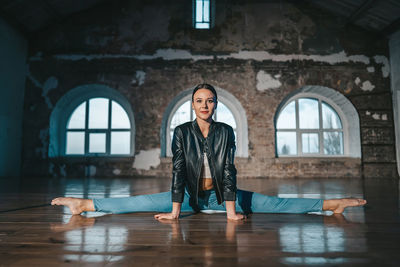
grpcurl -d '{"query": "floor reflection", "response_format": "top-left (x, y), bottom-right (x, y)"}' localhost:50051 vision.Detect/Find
top-left (63, 178), bottom-right (132, 199)
top-left (278, 213), bottom-right (368, 265)
top-left (51, 215), bottom-right (128, 263)
top-left (2, 176), bottom-right (395, 265)
top-left (281, 256), bottom-right (369, 265)
top-left (52, 214), bottom-right (245, 265)
top-left (158, 218), bottom-right (241, 266)
top-left (277, 179), bottom-right (365, 200)
top-left (51, 215), bottom-right (95, 231)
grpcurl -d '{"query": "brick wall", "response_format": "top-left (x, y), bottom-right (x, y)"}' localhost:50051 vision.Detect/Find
top-left (22, 1), bottom-right (396, 178)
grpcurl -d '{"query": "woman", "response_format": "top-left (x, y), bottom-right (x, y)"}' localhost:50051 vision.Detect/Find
top-left (52, 84), bottom-right (367, 221)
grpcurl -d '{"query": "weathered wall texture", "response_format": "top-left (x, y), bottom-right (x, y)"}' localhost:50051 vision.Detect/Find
top-left (22, 1), bottom-right (397, 179)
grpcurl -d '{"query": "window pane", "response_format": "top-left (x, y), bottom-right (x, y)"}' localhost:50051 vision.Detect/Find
top-left (299, 98), bottom-right (319, 129)
top-left (322, 102), bottom-right (342, 129)
top-left (203, 0), bottom-right (210, 22)
top-left (66, 132), bottom-right (85, 154)
top-left (111, 101), bottom-right (131, 129)
top-left (277, 101), bottom-right (296, 129)
top-left (67, 102), bottom-right (86, 129)
top-left (216, 102), bottom-right (236, 128)
top-left (111, 132), bottom-right (130, 154)
top-left (196, 0), bottom-right (203, 22)
top-left (89, 133), bottom-right (106, 153)
top-left (171, 100), bottom-right (191, 129)
top-left (170, 130), bottom-right (174, 143)
top-left (89, 98), bottom-right (109, 129)
top-left (324, 132), bottom-right (343, 155)
top-left (277, 132), bottom-right (297, 155)
top-left (302, 133), bottom-right (319, 153)
top-left (195, 23), bottom-right (210, 29)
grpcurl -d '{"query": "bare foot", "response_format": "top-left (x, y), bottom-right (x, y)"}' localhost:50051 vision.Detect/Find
top-left (51, 215), bottom-right (95, 232)
top-left (51, 197), bottom-right (94, 215)
top-left (323, 198), bottom-right (367, 214)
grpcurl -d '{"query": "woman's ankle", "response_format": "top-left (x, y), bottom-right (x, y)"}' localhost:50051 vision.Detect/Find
top-left (322, 199), bottom-right (337, 211)
top-left (83, 199), bottom-right (95, 212)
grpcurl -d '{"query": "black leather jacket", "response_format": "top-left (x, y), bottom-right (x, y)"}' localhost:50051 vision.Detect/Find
top-left (171, 119), bottom-right (237, 207)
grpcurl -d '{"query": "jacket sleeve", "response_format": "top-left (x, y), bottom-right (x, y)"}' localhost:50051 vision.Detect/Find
top-left (222, 126), bottom-right (237, 201)
top-left (171, 126), bottom-right (186, 203)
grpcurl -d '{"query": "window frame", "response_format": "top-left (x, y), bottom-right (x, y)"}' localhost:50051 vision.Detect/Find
top-left (193, 0), bottom-right (215, 29)
top-left (49, 84), bottom-right (135, 158)
top-left (275, 93), bottom-right (347, 157)
top-left (65, 98), bottom-right (132, 156)
top-left (276, 92), bottom-right (349, 158)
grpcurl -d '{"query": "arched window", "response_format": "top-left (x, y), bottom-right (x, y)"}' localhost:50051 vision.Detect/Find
top-left (161, 87), bottom-right (248, 157)
top-left (276, 97), bottom-right (343, 156)
top-left (49, 84), bottom-right (135, 157)
top-left (275, 86), bottom-right (361, 158)
top-left (66, 98), bottom-right (131, 155)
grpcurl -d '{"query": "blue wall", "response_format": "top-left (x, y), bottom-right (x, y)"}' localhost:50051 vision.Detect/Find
top-left (0, 17), bottom-right (27, 177)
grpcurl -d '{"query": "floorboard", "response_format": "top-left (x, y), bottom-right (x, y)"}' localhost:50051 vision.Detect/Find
top-left (0, 177), bottom-right (399, 266)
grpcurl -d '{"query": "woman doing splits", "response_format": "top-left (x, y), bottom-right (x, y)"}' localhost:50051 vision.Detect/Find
top-left (52, 83), bottom-right (367, 221)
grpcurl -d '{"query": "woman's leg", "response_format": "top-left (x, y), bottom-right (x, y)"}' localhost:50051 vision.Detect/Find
top-left (203, 190), bottom-right (321, 214)
top-left (52, 190), bottom-right (194, 214)
top-left (234, 189), bottom-right (366, 214)
top-left (94, 192), bottom-right (174, 214)
top-left (235, 189), bottom-right (323, 214)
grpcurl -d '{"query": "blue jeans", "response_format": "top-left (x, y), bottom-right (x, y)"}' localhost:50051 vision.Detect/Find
top-left (93, 189), bottom-right (323, 214)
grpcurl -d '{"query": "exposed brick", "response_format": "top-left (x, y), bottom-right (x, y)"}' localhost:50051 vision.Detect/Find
top-left (361, 128), bottom-right (394, 145)
top-left (363, 145), bottom-right (396, 163)
top-left (21, 0), bottom-right (396, 179)
top-left (363, 163), bottom-right (398, 178)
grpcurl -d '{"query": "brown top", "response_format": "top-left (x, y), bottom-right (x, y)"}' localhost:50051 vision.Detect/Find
top-left (200, 152), bottom-right (214, 190)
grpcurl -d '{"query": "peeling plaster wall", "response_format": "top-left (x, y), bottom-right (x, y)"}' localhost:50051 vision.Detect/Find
top-left (256, 71), bottom-right (282, 91)
top-left (0, 17), bottom-right (27, 177)
top-left (133, 148), bottom-right (161, 171)
top-left (21, 0), bottom-right (396, 178)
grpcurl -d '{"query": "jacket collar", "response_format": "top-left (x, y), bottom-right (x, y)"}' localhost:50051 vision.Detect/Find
top-left (192, 119), bottom-right (215, 139)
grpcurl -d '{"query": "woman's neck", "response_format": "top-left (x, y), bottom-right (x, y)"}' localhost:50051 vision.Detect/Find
top-left (196, 118), bottom-right (211, 138)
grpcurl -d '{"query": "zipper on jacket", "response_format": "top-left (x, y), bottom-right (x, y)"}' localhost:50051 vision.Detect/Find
top-left (195, 147), bottom-right (204, 205)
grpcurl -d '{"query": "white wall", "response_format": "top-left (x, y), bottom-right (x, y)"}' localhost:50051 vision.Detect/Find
top-left (0, 17), bottom-right (27, 177)
top-left (389, 30), bottom-right (400, 177)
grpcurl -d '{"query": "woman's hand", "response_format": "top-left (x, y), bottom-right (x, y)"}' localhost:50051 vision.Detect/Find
top-left (154, 202), bottom-right (181, 220)
top-left (225, 201), bottom-right (245, 221)
top-left (227, 213), bottom-right (246, 221)
top-left (154, 212), bottom-right (179, 220)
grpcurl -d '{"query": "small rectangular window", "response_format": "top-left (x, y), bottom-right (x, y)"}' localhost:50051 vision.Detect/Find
top-left (194, 0), bottom-right (211, 29)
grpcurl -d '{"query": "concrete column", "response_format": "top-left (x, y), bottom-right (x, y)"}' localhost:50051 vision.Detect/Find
top-left (389, 30), bottom-right (400, 177)
top-left (0, 17), bottom-right (28, 177)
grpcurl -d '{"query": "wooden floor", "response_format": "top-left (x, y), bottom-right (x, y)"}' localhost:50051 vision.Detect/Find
top-left (0, 177), bottom-right (399, 266)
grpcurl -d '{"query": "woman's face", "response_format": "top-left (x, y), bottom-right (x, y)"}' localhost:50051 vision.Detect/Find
top-left (192, 88), bottom-right (217, 122)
